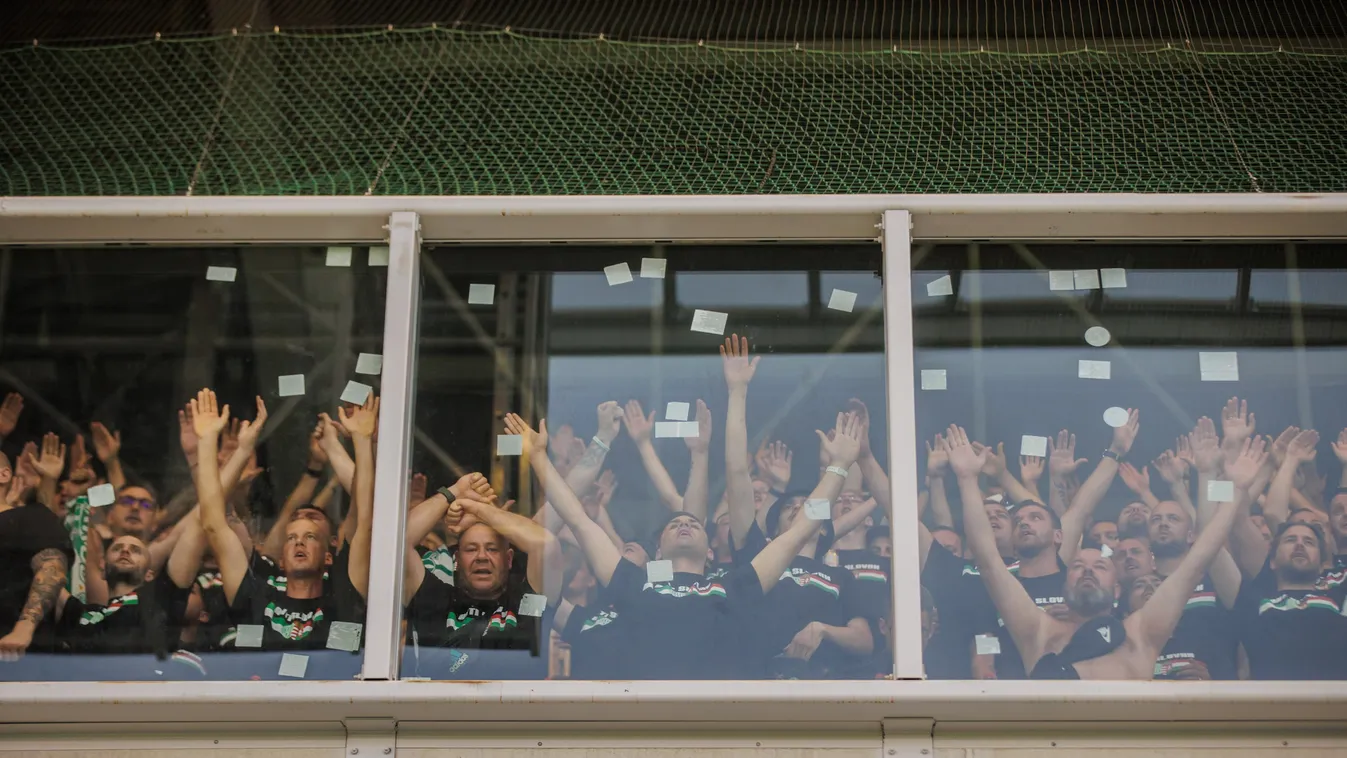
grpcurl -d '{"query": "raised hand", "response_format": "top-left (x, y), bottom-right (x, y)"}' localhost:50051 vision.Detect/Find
top-left (1333, 429), bottom-right (1347, 464)
top-left (550, 424), bottom-right (580, 468)
top-left (1220, 397), bottom-right (1256, 447)
top-left (15, 441), bottom-right (38, 486)
top-left (621, 400), bottom-right (655, 444)
top-left (1226, 436), bottom-right (1269, 491)
top-left (595, 469), bottom-right (618, 509)
top-left (1020, 454), bottom-right (1046, 485)
top-left (595, 401), bottom-right (624, 444)
top-left (68, 434), bottom-right (93, 479)
top-left (448, 471), bottom-right (495, 502)
top-left (89, 422), bottom-right (121, 463)
top-left (1188, 417), bottom-right (1223, 474)
top-left (945, 425), bottom-right (989, 479)
top-left (190, 389), bottom-right (231, 441)
top-left (27, 432), bottom-right (66, 481)
top-left (0, 392), bottom-right (23, 438)
top-left (337, 393), bottom-right (378, 438)
top-left (1270, 426), bottom-right (1301, 468)
top-left (408, 472), bottom-right (428, 507)
top-left (686, 399), bottom-right (712, 454)
top-left (977, 442), bottom-right (1008, 478)
top-left (926, 433), bottom-right (950, 476)
top-left (1285, 429), bottom-right (1320, 466)
top-left (237, 397), bottom-right (270, 448)
top-left (1048, 430), bottom-right (1087, 478)
top-left (177, 405), bottom-right (199, 463)
top-left (1110, 408), bottom-right (1140, 456)
top-left (316, 413), bottom-right (344, 455)
top-left (720, 333), bottom-right (760, 390)
top-left (1118, 462), bottom-right (1152, 496)
top-left (504, 413), bottom-right (547, 455)
top-left (1152, 449), bottom-right (1189, 484)
top-left (307, 420), bottom-right (329, 468)
top-left (756, 440), bottom-right (793, 490)
top-left (817, 412), bottom-right (863, 469)
top-left (847, 398), bottom-right (874, 460)
top-left (220, 418), bottom-right (241, 461)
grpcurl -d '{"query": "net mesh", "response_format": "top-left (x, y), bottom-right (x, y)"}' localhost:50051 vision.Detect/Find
top-left (2, 26), bottom-right (1345, 196)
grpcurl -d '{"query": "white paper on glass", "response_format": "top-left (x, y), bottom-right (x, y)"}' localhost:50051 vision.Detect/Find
top-left (654, 422), bottom-right (681, 438)
top-left (826, 289), bottom-right (857, 313)
top-left (496, 434), bottom-right (523, 456)
top-left (1078, 360), bottom-right (1112, 380)
top-left (87, 483), bottom-right (115, 507)
top-left (277, 374), bottom-right (305, 397)
top-left (646, 560), bottom-right (674, 583)
top-left (920, 369), bottom-right (947, 391)
top-left (604, 262), bottom-right (633, 286)
top-left (205, 266), bottom-right (237, 282)
top-left (665, 402), bottom-right (690, 421)
top-left (340, 381), bottom-right (372, 405)
top-left (325, 621), bottom-right (363, 652)
top-left (640, 258), bottom-right (668, 278)
top-left (1100, 268), bottom-right (1128, 289)
top-left (235, 624), bottom-right (264, 648)
top-left (676, 422), bottom-right (700, 438)
top-left (690, 309), bottom-right (728, 335)
top-left (1207, 480), bottom-right (1236, 503)
top-left (1103, 407), bottom-right (1129, 428)
top-left (325, 247), bottom-right (353, 267)
top-left (467, 283), bottom-right (495, 305)
top-left (1074, 269), bottom-right (1101, 290)
top-left (518, 593), bottom-right (548, 617)
top-left (975, 634), bottom-right (1002, 655)
top-left (355, 353), bottom-right (383, 375)
top-left (1084, 326), bottom-right (1111, 347)
top-left (1200, 352), bottom-right (1240, 382)
top-left (926, 275), bottom-right (954, 297)
top-left (368, 246), bottom-right (390, 267)
top-left (1100, 544), bottom-right (1114, 558)
top-left (1048, 270), bottom-right (1075, 291)
top-left (278, 653), bottom-right (309, 678)
top-left (1020, 435), bottom-right (1048, 458)
top-left (804, 499), bottom-right (832, 521)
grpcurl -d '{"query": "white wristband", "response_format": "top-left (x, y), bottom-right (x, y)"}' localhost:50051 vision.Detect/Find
top-left (825, 465), bottom-right (850, 479)
top-left (591, 436), bottom-right (611, 452)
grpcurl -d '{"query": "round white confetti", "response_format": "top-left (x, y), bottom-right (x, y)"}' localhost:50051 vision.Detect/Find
top-left (1103, 407), bottom-right (1129, 428)
top-left (1084, 326), bottom-right (1111, 347)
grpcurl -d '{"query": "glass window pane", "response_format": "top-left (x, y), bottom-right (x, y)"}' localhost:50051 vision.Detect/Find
top-left (0, 245), bottom-right (386, 681)
top-left (911, 241), bottom-right (1347, 682)
top-left (408, 244), bottom-right (892, 680)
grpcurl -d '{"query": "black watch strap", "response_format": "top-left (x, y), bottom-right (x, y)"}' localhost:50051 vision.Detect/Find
top-left (1101, 449), bottom-right (1121, 462)
top-left (437, 486), bottom-right (457, 503)
top-left (305, 467), bottom-right (324, 478)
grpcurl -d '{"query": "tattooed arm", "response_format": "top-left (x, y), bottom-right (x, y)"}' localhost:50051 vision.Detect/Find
top-left (0, 548), bottom-right (69, 656)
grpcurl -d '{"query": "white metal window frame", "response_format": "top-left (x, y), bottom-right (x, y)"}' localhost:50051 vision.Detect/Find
top-left (2, 194), bottom-right (1347, 725)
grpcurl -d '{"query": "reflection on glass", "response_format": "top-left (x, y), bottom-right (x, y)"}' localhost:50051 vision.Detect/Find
top-left (914, 243), bottom-right (1347, 682)
top-left (0, 246), bottom-right (386, 681)
top-left (407, 246), bottom-right (891, 680)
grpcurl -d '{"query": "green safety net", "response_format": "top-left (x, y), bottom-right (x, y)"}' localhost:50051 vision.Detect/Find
top-left (2, 27), bottom-right (1345, 196)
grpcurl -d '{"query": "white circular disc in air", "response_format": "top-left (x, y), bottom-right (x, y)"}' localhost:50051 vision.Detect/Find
top-left (1103, 407), bottom-right (1129, 428)
top-left (1085, 326), bottom-right (1111, 347)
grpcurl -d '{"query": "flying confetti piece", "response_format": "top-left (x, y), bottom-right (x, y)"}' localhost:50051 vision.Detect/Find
top-left (1103, 407), bottom-right (1129, 428)
top-left (518, 594), bottom-right (547, 617)
top-left (804, 499), bottom-right (832, 521)
top-left (1020, 435), bottom-right (1048, 458)
top-left (278, 374), bottom-right (305, 397)
top-left (1078, 360), bottom-right (1111, 380)
top-left (1100, 544), bottom-right (1114, 558)
top-left (325, 621), bottom-right (363, 652)
top-left (355, 353), bottom-right (383, 375)
top-left (235, 625), bottom-right (264, 648)
top-left (87, 483), bottom-right (115, 507)
top-left (1048, 271), bottom-right (1075, 291)
top-left (665, 402), bottom-right (690, 421)
top-left (827, 289), bottom-right (858, 312)
top-left (926, 275), bottom-right (953, 297)
top-left (690, 309), bottom-right (728, 335)
top-left (340, 381), bottom-right (372, 405)
top-left (496, 435), bottom-right (523, 456)
top-left (368, 246), bottom-right (390, 267)
top-left (1074, 269), bottom-right (1101, 290)
top-left (467, 283), bottom-right (494, 305)
top-left (646, 560), bottom-right (674, 583)
top-left (604, 262), bottom-right (633, 286)
top-left (1207, 480), bottom-right (1236, 503)
top-left (1199, 352), bottom-right (1239, 382)
top-left (640, 258), bottom-right (667, 278)
top-left (325, 247), bottom-right (353, 267)
top-left (1100, 268), bottom-right (1128, 289)
top-left (920, 369), bottom-right (947, 391)
top-left (975, 634), bottom-right (1002, 655)
top-left (206, 266), bottom-right (237, 282)
top-left (1085, 326), bottom-right (1112, 347)
top-left (278, 653), bottom-right (309, 678)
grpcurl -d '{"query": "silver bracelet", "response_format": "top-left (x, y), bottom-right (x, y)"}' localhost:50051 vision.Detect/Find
top-left (825, 465), bottom-right (850, 479)
top-left (591, 436), bottom-right (611, 452)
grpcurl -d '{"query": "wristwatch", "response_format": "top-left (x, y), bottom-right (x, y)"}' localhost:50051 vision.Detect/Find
top-left (1101, 449), bottom-right (1122, 462)
top-left (436, 486), bottom-right (457, 504)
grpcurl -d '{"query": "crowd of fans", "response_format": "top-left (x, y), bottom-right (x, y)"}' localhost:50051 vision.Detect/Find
top-left (2, 336), bottom-right (1346, 681)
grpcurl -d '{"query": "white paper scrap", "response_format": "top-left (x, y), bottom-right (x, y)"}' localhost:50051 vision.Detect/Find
top-left (975, 634), bottom-right (1002, 656)
top-left (1103, 407), bottom-right (1129, 428)
top-left (467, 283), bottom-right (495, 305)
top-left (604, 262), bottom-right (633, 286)
top-left (676, 422), bottom-right (700, 438)
top-left (355, 352), bottom-right (383, 375)
top-left (278, 374), bottom-right (305, 397)
top-left (340, 381), bottom-right (372, 405)
top-left (1100, 543), bottom-right (1114, 558)
top-left (278, 653), bottom-right (309, 678)
top-left (368, 246), bottom-right (390, 267)
top-left (926, 275), bottom-right (954, 297)
top-left (1020, 435), bottom-right (1048, 458)
top-left (1074, 269), bottom-right (1101, 290)
top-left (496, 434), bottom-right (523, 456)
top-left (1200, 352), bottom-right (1239, 382)
top-left (1085, 326), bottom-right (1111, 347)
top-left (827, 288), bottom-right (858, 313)
top-left (1049, 270), bottom-right (1075, 291)
top-left (325, 621), bottom-right (363, 652)
top-left (920, 369), bottom-right (947, 391)
top-left (235, 624), bottom-right (264, 648)
top-left (1207, 480), bottom-right (1236, 503)
top-left (665, 402), bottom-right (690, 421)
top-left (987, 493), bottom-right (1005, 503)
top-left (804, 499), bottom-right (832, 521)
top-left (640, 258), bottom-right (667, 278)
top-left (205, 266), bottom-right (237, 282)
top-left (654, 421), bottom-right (681, 438)
top-left (690, 309), bottom-right (728, 335)
top-left (1100, 268), bottom-right (1128, 289)
top-left (646, 560), bottom-right (674, 583)
top-left (325, 247), bottom-right (353, 267)
top-left (518, 593), bottom-right (547, 618)
top-left (87, 483), bottom-right (115, 507)
top-left (1079, 360), bottom-right (1112, 380)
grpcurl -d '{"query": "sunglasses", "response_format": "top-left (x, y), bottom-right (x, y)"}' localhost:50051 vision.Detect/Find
top-left (116, 496), bottom-right (156, 511)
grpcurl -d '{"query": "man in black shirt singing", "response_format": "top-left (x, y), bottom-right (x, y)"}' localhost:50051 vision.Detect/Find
top-left (0, 493), bottom-right (71, 659)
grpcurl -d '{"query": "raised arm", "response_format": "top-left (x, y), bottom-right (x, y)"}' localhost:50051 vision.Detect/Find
top-left (1046, 429), bottom-right (1088, 519)
top-left (83, 508), bottom-right (109, 605)
top-left (0, 393), bottom-right (24, 449)
top-left (0, 548), bottom-right (67, 658)
top-left (1266, 428), bottom-right (1318, 530)
top-left (166, 511), bottom-right (208, 589)
top-left (26, 433), bottom-right (66, 515)
top-left (316, 413), bottom-right (355, 493)
top-left (262, 422), bottom-right (327, 560)
top-left (507, 413), bottom-right (622, 586)
top-left (1333, 429), bottom-right (1347, 489)
top-left (682, 399), bottom-right (713, 522)
top-left (190, 389), bottom-right (250, 605)
top-left (406, 473), bottom-right (493, 547)
top-left (90, 422), bottom-right (126, 492)
top-left (925, 434), bottom-right (954, 528)
top-left (985, 442), bottom-right (1039, 506)
top-left (563, 401), bottom-right (624, 502)
top-left (459, 496), bottom-right (563, 602)
top-left (722, 334), bottom-right (761, 549)
top-left (622, 399), bottom-right (684, 513)
top-left (339, 393), bottom-right (379, 599)
top-left (1061, 411), bottom-right (1138, 564)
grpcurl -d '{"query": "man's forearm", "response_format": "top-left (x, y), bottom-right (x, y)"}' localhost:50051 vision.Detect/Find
top-left (20, 550), bottom-right (67, 628)
top-left (683, 450), bottom-right (709, 522)
top-left (563, 439), bottom-right (610, 501)
top-left (725, 387), bottom-right (755, 544)
top-left (636, 441), bottom-right (684, 513)
top-left (927, 475), bottom-right (953, 528)
top-left (859, 453), bottom-right (893, 520)
top-left (821, 619), bottom-right (874, 655)
top-left (104, 457), bottom-right (127, 492)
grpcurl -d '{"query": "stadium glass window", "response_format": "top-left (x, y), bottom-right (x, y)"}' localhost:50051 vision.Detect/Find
top-left (403, 243), bottom-right (897, 681)
top-left (910, 241), bottom-right (1347, 682)
top-left (0, 245), bottom-right (387, 681)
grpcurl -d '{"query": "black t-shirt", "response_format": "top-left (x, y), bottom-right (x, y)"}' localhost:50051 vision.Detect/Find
top-left (227, 545), bottom-right (363, 650)
top-left (190, 570), bottom-right (232, 652)
top-left (559, 601), bottom-right (632, 679)
top-left (1152, 573), bottom-right (1237, 680)
top-left (994, 558), bottom-right (1067, 680)
top-left (604, 557), bottom-right (765, 679)
top-left (920, 543), bottom-right (998, 679)
top-left (0, 504), bottom-right (73, 651)
top-left (405, 573), bottom-right (540, 653)
top-left (57, 571), bottom-right (191, 655)
top-left (1030, 614), bottom-right (1126, 680)
top-left (1234, 565), bottom-right (1347, 680)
